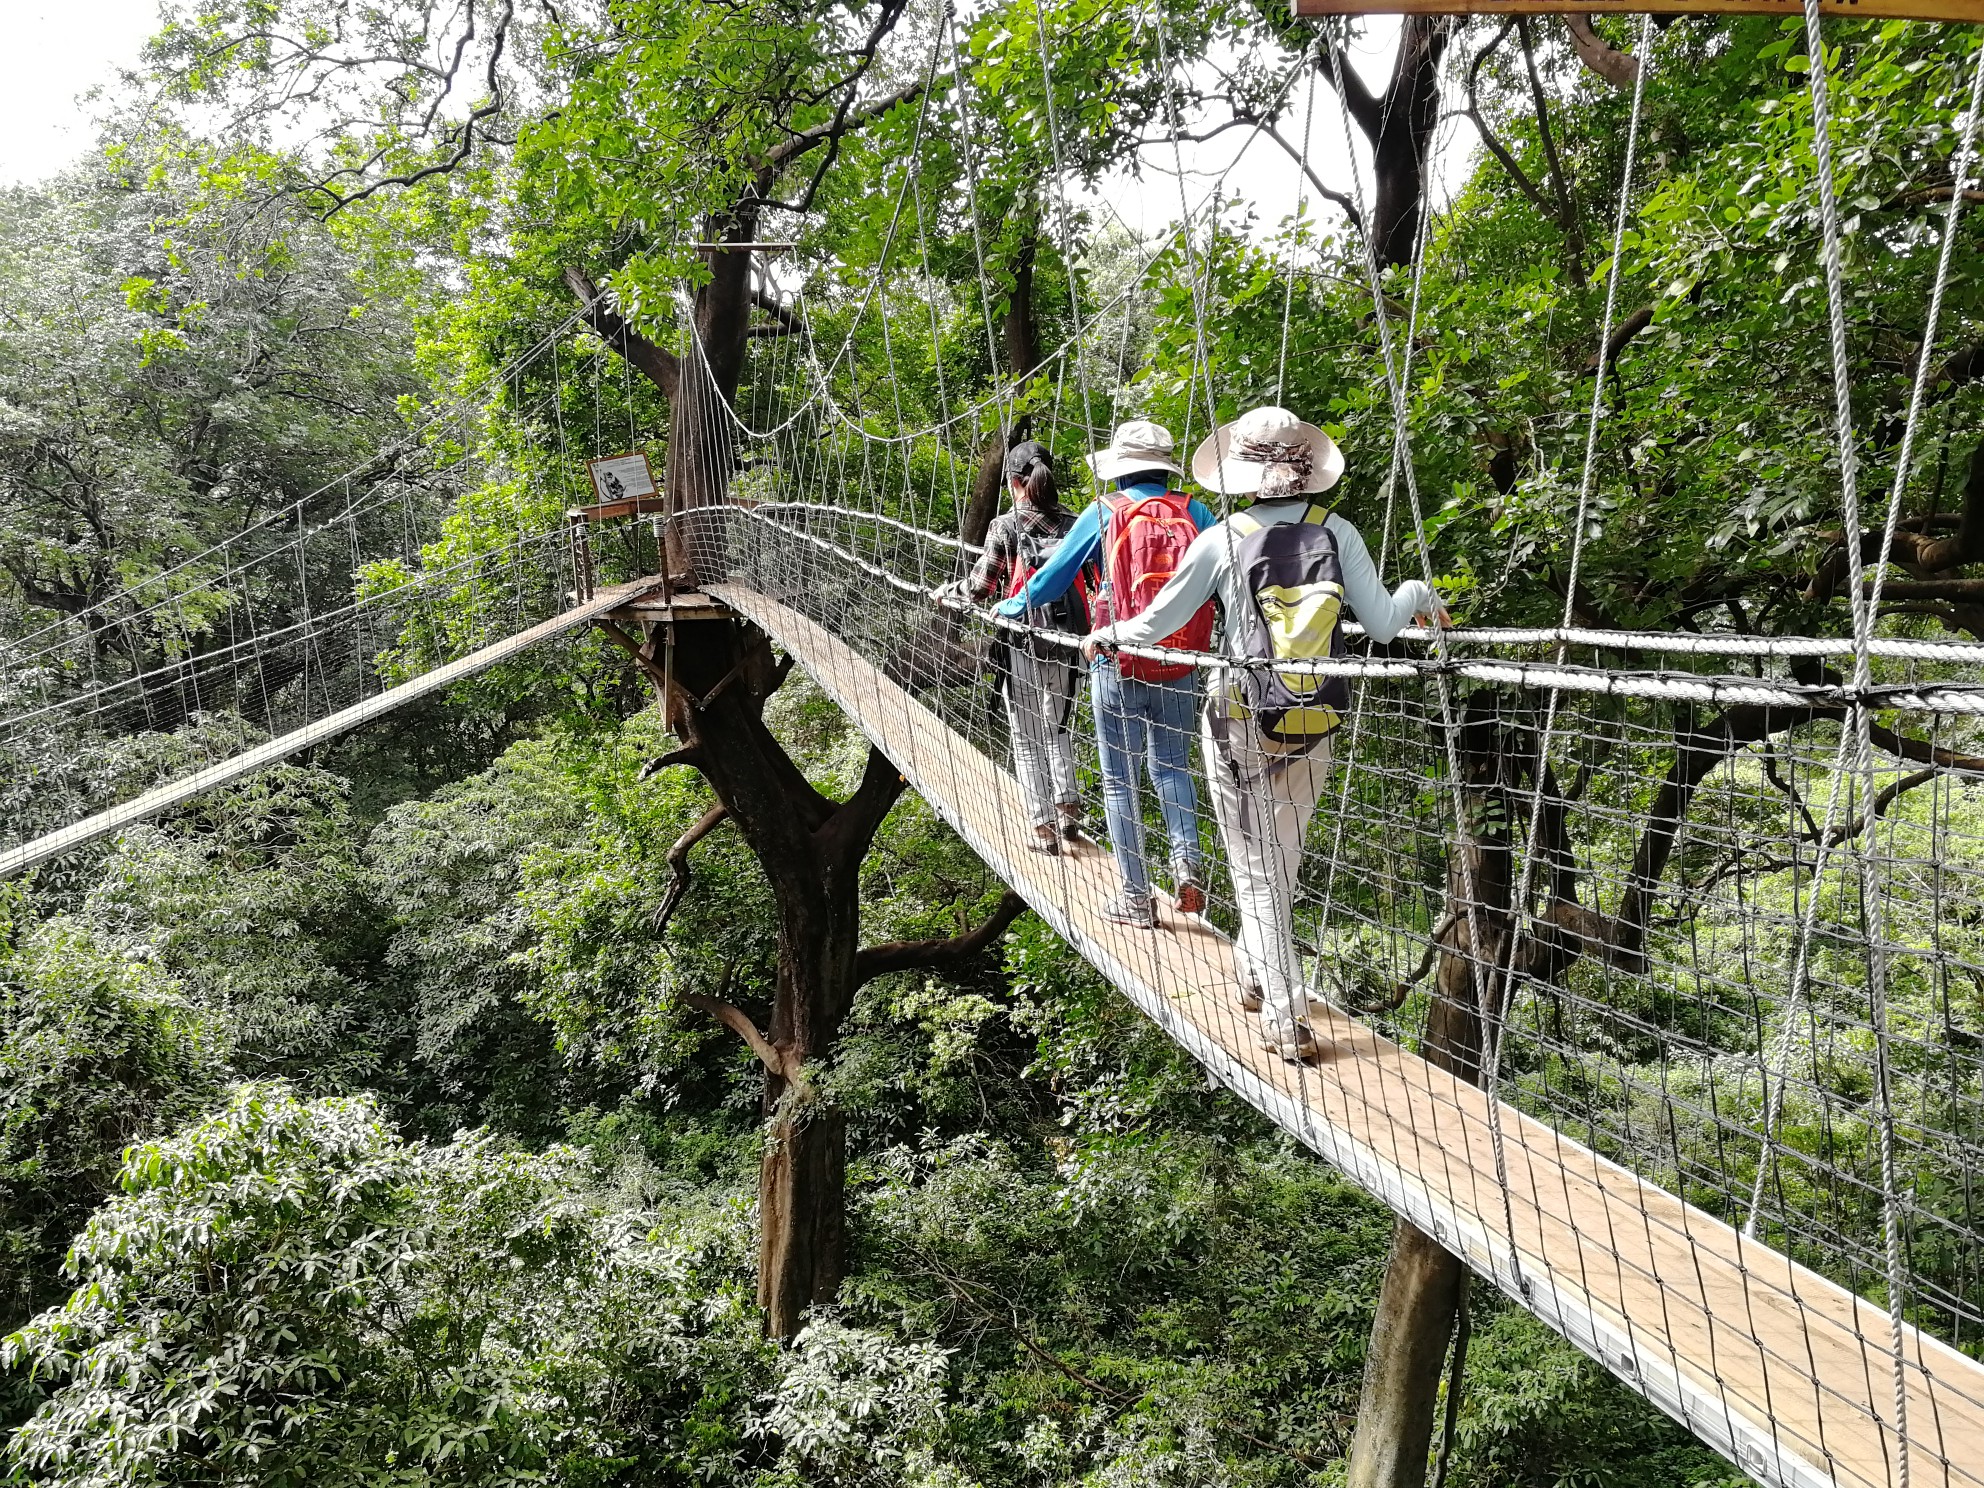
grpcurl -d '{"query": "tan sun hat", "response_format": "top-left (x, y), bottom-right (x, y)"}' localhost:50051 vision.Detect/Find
top-left (1089, 419), bottom-right (1185, 483)
top-left (1191, 406), bottom-right (1344, 498)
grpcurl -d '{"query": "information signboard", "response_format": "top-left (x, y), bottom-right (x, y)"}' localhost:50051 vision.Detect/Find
top-left (587, 452), bottom-right (658, 505)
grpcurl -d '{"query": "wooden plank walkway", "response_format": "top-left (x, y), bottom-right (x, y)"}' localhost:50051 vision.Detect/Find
top-left (0, 581), bottom-right (662, 879)
top-left (709, 580), bottom-right (1984, 1488)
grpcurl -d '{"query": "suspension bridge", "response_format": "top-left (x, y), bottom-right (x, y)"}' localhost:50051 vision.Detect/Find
top-left (5, 4), bottom-right (1984, 1486)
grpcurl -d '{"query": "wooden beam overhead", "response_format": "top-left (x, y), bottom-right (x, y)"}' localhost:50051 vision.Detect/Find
top-left (1294, 0), bottom-right (1984, 19)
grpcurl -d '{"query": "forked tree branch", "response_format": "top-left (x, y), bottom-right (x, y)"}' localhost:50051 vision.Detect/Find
top-left (308, 0), bottom-right (517, 216)
top-left (855, 889), bottom-right (1029, 986)
top-left (566, 266), bottom-right (682, 400)
top-left (653, 803), bottom-right (731, 934)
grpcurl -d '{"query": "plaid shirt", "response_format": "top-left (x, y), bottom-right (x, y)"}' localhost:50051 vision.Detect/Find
top-left (966, 504), bottom-right (1078, 603)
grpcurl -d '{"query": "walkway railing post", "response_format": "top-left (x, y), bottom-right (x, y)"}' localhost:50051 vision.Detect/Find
top-left (566, 509), bottom-right (595, 603)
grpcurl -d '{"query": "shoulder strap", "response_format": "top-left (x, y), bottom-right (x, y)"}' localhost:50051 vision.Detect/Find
top-left (1303, 503), bottom-right (1331, 526)
top-left (1228, 510), bottom-right (1263, 538)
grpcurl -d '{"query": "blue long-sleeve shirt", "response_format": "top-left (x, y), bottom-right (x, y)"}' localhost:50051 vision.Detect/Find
top-left (1094, 497), bottom-right (1434, 653)
top-left (994, 481), bottom-right (1217, 616)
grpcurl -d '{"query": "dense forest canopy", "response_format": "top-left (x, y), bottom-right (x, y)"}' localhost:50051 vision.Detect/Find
top-left (1, 1), bottom-right (1981, 1484)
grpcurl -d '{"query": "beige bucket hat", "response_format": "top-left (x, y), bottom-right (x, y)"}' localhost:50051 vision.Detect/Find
top-left (1191, 406), bottom-right (1344, 499)
top-left (1089, 419), bottom-right (1185, 483)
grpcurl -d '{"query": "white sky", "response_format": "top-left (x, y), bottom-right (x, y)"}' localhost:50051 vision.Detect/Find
top-left (0, 2), bottom-right (1476, 247)
top-left (0, 0), bottom-right (163, 186)
top-left (1093, 21), bottom-right (1480, 243)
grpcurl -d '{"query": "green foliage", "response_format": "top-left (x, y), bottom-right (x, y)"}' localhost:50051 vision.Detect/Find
top-left (81, 764), bottom-right (386, 1089)
top-left (0, 129), bottom-right (420, 643)
top-left (2, 1083), bottom-right (768, 1484)
top-left (1450, 1304), bottom-right (1750, 1488)
top-left (0, 894), bottom-right (226, 1335)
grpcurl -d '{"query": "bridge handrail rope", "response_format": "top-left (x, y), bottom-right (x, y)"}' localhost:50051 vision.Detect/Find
top-left (744, 498), bottom-right (1984, 660)
top-left (0, 528), bottom-right (571, 739)
top-left (737, 504), bottom-right (1984, 719)
top-left (7, 303), bottom-right (608, 655)
top-left (9, 9), bottom-right (1984, 1486)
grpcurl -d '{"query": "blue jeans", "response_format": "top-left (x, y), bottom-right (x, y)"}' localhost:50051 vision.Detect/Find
top-left (1089, 660), bottom-right (1201, 898)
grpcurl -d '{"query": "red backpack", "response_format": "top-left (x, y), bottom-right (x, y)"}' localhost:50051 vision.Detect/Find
top-left (1098, 491), bottom-right (1213, 682)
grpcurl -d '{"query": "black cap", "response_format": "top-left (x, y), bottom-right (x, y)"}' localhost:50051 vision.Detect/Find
top-left (1004, 441), bottom-right (1052, 480)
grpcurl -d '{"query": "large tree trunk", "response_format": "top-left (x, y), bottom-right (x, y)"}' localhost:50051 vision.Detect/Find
top-left (759, 1101), bottom-right (848, 1333)
top-left (668, 220), bottom-right (758, 578)
top-left (1371, 21), bottom-right (1449, 271)
top-left (631, 617), bottom-right (906, 1340)
top-left (1327, 19), bottom-right (1451, 271)
top-left (958, 219), bottom-right (1044, 548)
top-left (1349, 1225), bottom-right (1471, 1488)
top-left (1347, 698), bottom-right (1511, 1487)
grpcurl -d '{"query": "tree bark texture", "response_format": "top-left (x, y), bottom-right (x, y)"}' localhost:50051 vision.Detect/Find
top-left (758, 1101), bottom-right (848, 1328)
top-left (669, 225), bottom-right (758, 577)
top-left (1348, 1224), bottom-right (1471, 1488)
top-left (624, 617), bottom-right (905, 1339)
top-left (1329, 19), bottom-right (1452, 270)
top-left (958, 220), bottom-right (1044, 549)
top-left (1347, 698), bottom-right (1512, 1488)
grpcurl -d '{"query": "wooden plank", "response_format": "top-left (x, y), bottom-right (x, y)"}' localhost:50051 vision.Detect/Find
top-left (1293, 0), bottom-right (1984, 18)
top-left (710, 580), bottom-right (1984, 1488)
top-left (0, 581), bottom-right (664, 880)
top-left (569, 496), bottom-right (670, 523)
top-left (606, 587), bottom-right (732, 624)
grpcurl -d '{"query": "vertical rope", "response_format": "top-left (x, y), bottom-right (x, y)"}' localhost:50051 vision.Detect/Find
top-left (1798, 6), bottom-right (1912, 1480)
top-left (1325, 21), bottom-right (1532, 1296)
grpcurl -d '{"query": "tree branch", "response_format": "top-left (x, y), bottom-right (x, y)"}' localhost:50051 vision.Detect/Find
top-left (1561, 14), bottom-right (1638, 90)
top-left (566, 265), bottom-right (681, 400)
top-left (752, 0), bottom-right (922, 215)
top-left (642, 745), bottom-right (705, 778)
top-left (1882, 184), bottom-right (1984, 211)
top-left (1318, 37), bottom-right (1384, 141)
top-left (750, 287), bottom-right (805, 338)
top-left (854, 888), bottom-right (1028, 987)
top-left (817, 744), bottom-right (910, 866)
top-left (1867, 725), bottom-right (1984, 776)
top-left (652, 803), bottom-right (730, 934)
top-left (308, 1), bottom-right (517, 216)
top-left (1582, 305), bottom-right (1655, 374)
top-left (1517, 18), bottom-right (1586, 285)
top-left (1229, 110), bottom-right (1363, 229)
top-left (682, 988), bottom-right (790, 1077)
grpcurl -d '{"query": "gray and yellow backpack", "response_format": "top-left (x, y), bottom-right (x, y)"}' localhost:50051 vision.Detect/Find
top-left (1218, 502), bottom-right (1350, 750)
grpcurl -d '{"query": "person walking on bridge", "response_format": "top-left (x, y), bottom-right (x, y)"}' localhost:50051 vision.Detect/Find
top-left (966, 442), bottom-right (1090, 856)
top-left (998, 421), bottom-right (1215, 929)
top-left (1083, 407), bottom-right (1448, 1062)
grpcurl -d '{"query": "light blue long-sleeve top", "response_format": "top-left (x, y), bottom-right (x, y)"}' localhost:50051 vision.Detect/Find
top-left (1093, 496), bottom-right (1434, 655)
top-left (992, 480), bottom-right (1218, 617)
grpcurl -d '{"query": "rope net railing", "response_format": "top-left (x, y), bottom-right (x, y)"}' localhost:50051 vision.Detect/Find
top-left (695, 481), bottom-right (1984, 1487)
top-left (0, 314), bottom-right (661, 886)
top-left (4, 3), bottom-right (1982, 1480)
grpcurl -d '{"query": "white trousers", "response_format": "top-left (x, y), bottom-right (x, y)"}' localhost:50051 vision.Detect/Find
top-left (1005, 646), bottom-right (1081, 828)
top-left (1201, 707), bottom-right (1334, 1036)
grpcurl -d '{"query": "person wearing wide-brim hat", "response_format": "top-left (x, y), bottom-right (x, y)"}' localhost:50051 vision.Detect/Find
top-left (996, 419), bottom-right (1217, 929)
top-left (1083, 406), bottom-right (1450, 1063)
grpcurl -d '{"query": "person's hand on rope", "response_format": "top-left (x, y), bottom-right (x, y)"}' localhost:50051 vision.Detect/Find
top-left (1416, 599), bottom-right (1454, 630)
top-left (1080, 632), bottom-right (1117, 665)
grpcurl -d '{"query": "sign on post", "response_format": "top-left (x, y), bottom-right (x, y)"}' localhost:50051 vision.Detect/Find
top-left (587, 452), bottom-right (659, 506)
